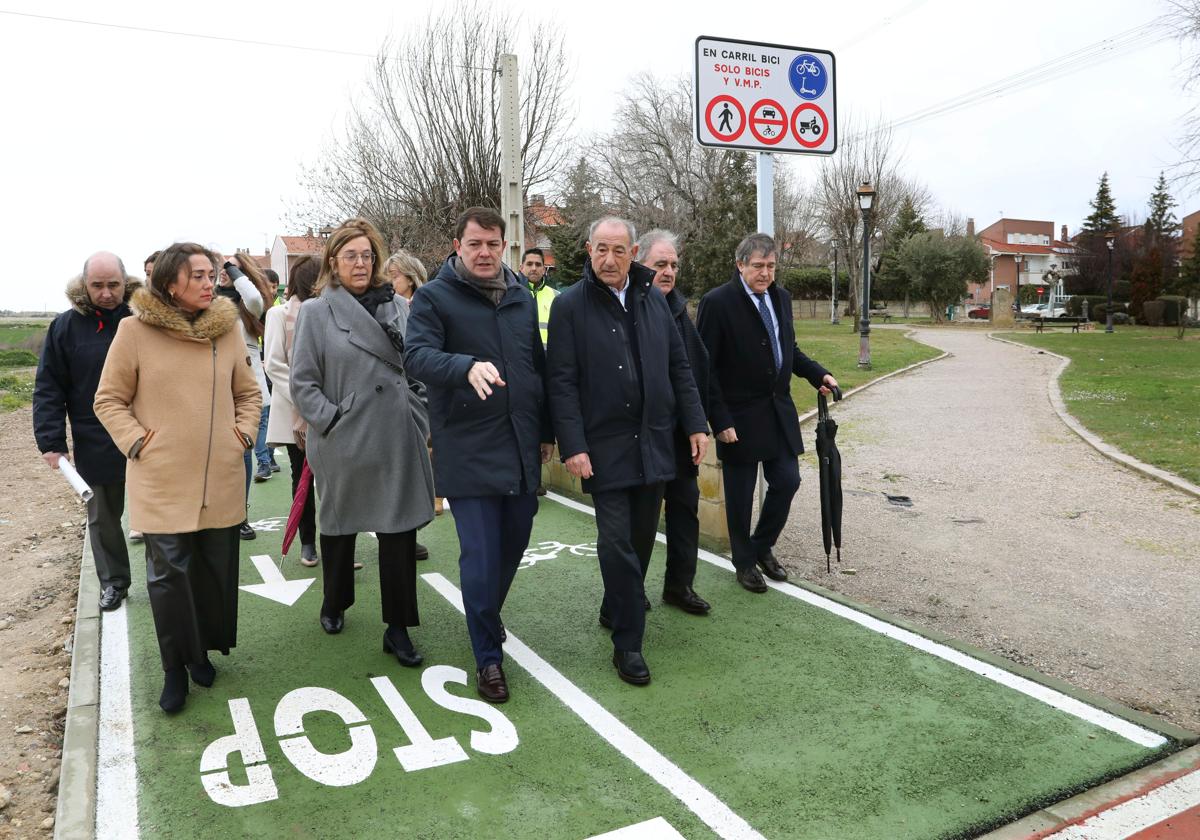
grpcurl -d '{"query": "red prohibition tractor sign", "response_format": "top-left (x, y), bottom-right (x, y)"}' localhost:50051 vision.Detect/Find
top-left (748, 99), bottom-right (787, 145)
top-left (704, 95), bottom-right (746, 142)
top-left (791, 103), bottom-right (829, 148)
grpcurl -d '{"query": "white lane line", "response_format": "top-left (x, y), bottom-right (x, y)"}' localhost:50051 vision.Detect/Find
top-left (544, 492), bottom-right (1167, 749)
top-left (585, 817), bottom-right (687, 839)
top-left (421, 572), bottom-right (764, 840)
top-left (97, 602), bottom-right (140, 839)
top-left (1046, 770), bottom-right (1200, 838)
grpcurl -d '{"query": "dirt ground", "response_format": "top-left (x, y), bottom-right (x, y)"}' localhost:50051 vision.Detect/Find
top-left (0, 407), bottom-right (84, 838)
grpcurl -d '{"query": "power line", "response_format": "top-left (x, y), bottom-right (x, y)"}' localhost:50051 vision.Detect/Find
top-left (0, 9), bottom-right (497, 72)
top-left (857, 18), bottom-right (1172, 138)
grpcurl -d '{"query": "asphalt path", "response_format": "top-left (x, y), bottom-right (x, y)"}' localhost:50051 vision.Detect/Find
top-left (777, 327), bottom-right (1200, 734)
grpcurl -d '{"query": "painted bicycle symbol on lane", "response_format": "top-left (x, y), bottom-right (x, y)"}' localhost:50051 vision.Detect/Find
top-left (519, 540), bottom-right (598, 569)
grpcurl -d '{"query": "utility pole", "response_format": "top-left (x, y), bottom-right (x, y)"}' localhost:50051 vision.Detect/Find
top-left (498, 53), bottom-right (524, 271)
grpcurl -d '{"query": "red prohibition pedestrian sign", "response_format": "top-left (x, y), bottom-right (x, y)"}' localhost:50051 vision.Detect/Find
top-left (791, 103), bottom-right (828, 147)
top-left (748, 99), bottom-right (788, 145)
top-left (704, 95), bottom-right (745, 142)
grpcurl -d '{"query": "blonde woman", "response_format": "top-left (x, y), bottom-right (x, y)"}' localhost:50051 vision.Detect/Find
top-left (290, 219), bottom-right (434, 666)
top-left (383, 250), bottom-right (427, 301)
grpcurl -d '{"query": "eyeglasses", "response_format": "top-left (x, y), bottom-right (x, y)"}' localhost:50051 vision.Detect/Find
top-left (338, 252), bottom-right (375, 265)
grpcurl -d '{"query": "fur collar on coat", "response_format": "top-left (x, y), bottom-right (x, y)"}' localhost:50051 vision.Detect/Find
top-left (129, 287), bottom-right (240, 340)
top-left (65, 275), bottom-right (143, 316)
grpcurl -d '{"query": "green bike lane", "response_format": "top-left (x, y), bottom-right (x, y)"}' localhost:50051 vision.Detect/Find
top-left (97, 464), bottom-right (1189, 839)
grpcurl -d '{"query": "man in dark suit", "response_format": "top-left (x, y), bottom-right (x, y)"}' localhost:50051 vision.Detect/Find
top-left (697, 233), bottom-right (839, 593)
top-left (548, 217), bottom-right (708, 685)
top-left (636, 229), bottom-right (712, 616)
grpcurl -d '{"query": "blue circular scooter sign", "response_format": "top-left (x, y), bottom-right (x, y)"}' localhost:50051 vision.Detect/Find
top-left (788, 54), bottom-right (827, 100)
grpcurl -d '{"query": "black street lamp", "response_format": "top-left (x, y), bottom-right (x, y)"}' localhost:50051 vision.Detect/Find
top-left (1105, 232), bottom-right (1115, 334)
top-left (857, 180), bottom-right (876, 369)
top-left (831, 240), bottom-right (841, 324)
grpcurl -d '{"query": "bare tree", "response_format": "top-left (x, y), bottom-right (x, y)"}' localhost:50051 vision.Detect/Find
top-left (289, 0), bottom-right (573, 267)
top-left (1165, 1), bottom-right (1200, 190)
top-left (584, 73), bottom-right (757, 294)
top-left (814, 115), bottom-right (930, 316)
top-left (774, 160), bottom-right (824, 270)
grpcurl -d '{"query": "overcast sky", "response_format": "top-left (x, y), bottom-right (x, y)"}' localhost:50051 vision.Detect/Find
top-left (0, 0), bottom-right (1193, 312)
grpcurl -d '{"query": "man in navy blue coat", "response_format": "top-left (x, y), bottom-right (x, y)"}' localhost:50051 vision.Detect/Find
top-left (697, 234), bottom-right (839, 594)
top-left (34, 253), bottom-right (138, 611)
top-left (405, 207), bottom-right (554, 704)
top-left (547, 217), bottom-right (708, 686)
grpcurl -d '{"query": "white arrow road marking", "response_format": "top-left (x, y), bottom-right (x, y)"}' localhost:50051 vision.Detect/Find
top-left (586, 817), bottom-right (686, 839)
top-left (240, 554), bottom-right (316, 606)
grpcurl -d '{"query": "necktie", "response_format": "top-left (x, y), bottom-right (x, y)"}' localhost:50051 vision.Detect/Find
top-left (755, 292), bottom-right (782, 371)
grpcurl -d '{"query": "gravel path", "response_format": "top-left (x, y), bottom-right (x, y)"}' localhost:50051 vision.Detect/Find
top-left (775, 327), bottom-right (1200, 734)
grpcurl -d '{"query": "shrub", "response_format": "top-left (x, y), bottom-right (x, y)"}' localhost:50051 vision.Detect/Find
top-left (0, 349), bottom-right (38, 367)
top-left (1111, 312), bottom-right (1132, 325)
top-left (1141, 300), bottom-right (1166, 326)
top-left (1157, 296), bottom-right (1190, 327)
top-left (1093, 301), bottom-right (1128, 322)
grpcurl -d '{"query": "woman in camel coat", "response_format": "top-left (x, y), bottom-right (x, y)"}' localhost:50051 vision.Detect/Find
top-left (95, 242), bottom-right (261, 713)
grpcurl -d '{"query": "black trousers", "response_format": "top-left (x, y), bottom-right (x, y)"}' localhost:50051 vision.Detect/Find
top-left (285, 444), bottom-right (316, 546)
top-left (722, 455), bottom-right (801, 571)
top-left (143, 527), bottom-right (240, 671)
top-left (593, 483), bottom-right (665, 652)
top-left (320, 531), bottom-right (419, 627)
top-left (88, 482), bottom-right (130, 591)
top-left (661, 439), bottom-right (700, 592)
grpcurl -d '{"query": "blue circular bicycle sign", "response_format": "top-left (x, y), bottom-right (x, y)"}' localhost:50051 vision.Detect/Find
top-left (788, 54), bottom-right (828, 100)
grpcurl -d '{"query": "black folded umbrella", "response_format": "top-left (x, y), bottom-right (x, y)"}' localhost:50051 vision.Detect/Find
top-left (816, 386), bottom-right (844, 573)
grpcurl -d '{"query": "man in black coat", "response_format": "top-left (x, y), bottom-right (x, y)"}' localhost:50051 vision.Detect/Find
top-left (34, 253), bottom-right (138, 610)
top-left (697, 233), bottom-right (839, 594)
top-left (547, 217), bottom-right (708, 686)
top-left (405, 207), bottom-right (554, 704)
top-left (636, 229), bottom-right (712, 617)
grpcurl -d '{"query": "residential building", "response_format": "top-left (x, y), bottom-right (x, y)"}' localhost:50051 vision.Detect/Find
top-left (976, 218), bottom-right (1080, 308)
top-left (270, 230), bottom-right (326, 288)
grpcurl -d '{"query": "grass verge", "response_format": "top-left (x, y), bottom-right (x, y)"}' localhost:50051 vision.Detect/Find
top-left (1007, 327), bottom-right (1200, 486)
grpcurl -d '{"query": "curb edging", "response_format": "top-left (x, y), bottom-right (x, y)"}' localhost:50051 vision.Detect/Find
top-left (55, 536), bottom-right (100, 839)
top-left (989, 333), bottom-right (1200, 500)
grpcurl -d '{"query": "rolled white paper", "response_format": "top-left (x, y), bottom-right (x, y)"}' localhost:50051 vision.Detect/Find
top-left (58, 459), bottom-right (94, 502)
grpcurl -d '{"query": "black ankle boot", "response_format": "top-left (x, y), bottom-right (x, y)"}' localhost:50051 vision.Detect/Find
top-left (383, 626), bottom-right (423, 668)
top-left (187, 657), bottom-right (216, 687)
top-left (160, 667), bottom-right (189, 713)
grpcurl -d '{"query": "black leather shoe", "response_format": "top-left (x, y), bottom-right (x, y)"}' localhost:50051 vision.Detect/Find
top-left (415, 542), bottom-right (429, 561)
top-left (187, 657), bottom-right (216, 688)
top-left (319, 609), bottom-right (344, 634)
top-left (476, 664), bottom-right (509, 703)
top-left (662, 586), bottom-right (710, 614)
top-left (159, 667), bottom-right (188, 713)
top-left (239, 521), bottom-right (256, 541)
top-left (383, 628), bottom-right (423, 667)
top-left (598, 611), bottom-right (613, 630)
top-left (98, 586), bottom-right (127, 611)
top-left (757, 551), bottom-right (788, 581)
top-left (499, 621), bottom-right (507, 643)
top-left (612, 650), bottom-right (651, 685)
top-left (736, 566), bottom-right (769, 593)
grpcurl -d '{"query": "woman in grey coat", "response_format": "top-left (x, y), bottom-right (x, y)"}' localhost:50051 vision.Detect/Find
top-left (290, 218), bottom-right (435, 667)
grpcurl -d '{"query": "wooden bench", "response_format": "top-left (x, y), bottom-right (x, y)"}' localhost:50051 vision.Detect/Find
top-left (869, 309), bottom-right (891, 323)
top-left (1032, 317), bottom-right (1086, 333)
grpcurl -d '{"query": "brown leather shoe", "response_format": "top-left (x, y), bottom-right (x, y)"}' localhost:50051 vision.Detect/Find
top-left (756, 551), bottom-right (788, 582)
top-left (736, 565), bottom-right (768, 593)
top-left (476, 664), bottom-right (509, 703)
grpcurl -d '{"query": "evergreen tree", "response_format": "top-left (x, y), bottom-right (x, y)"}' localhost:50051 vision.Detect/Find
top-left (1146, 172), bottom-right (1180, 241)
top-left (546, 157), bottom-right (603, 286)
top-left (1082, 172), bottom-right (1120, 234)
top-left (874, 196), bottom-right (927, 309)
top-left (1128, 245), bottom-right (1165, 321)
top-left (680, 151), bottom-right (756, 297)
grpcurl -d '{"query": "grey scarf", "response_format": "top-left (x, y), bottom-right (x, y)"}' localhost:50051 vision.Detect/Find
top-left (453, 256), bottom-right (507, 307)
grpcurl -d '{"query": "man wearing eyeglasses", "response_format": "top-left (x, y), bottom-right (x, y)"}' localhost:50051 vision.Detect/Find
top-left (406, 207), bottom-right (554, 704)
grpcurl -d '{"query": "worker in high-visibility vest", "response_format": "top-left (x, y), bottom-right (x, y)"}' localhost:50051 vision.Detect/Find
top-left (522, 248), bottom-right (557, 497)
top-left (522, 248), bottom-right (557, 346)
